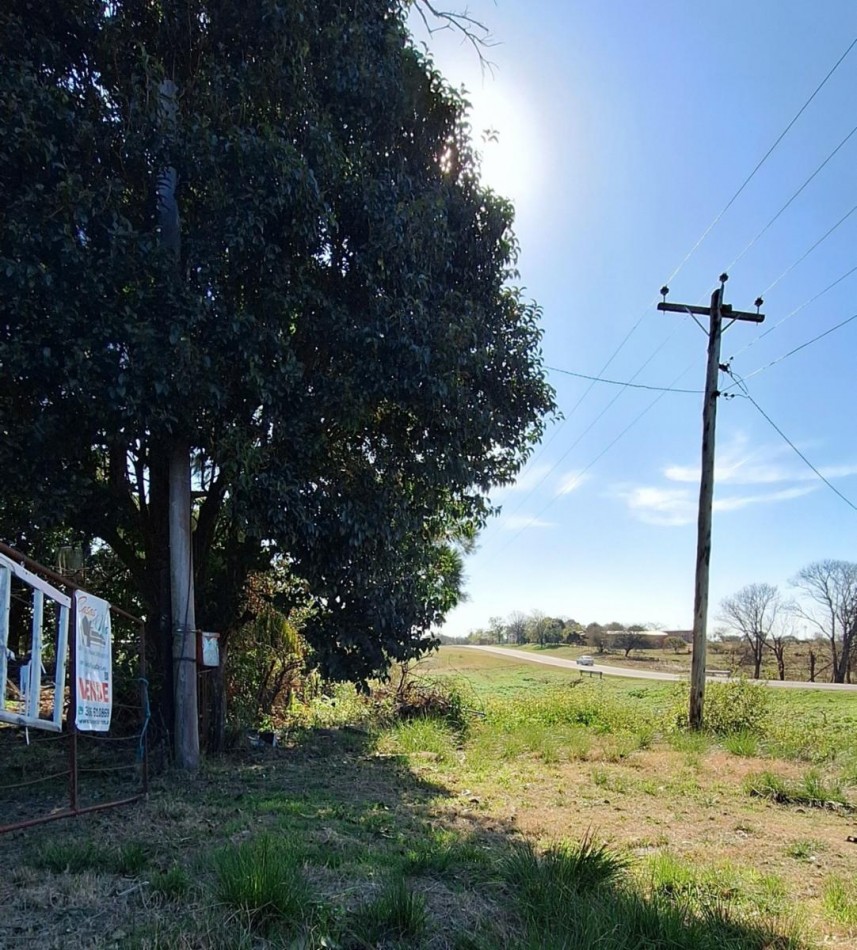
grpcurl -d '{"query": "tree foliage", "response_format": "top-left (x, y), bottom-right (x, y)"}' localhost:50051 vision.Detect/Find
top-left (0, 1), bottom-right (554, 697)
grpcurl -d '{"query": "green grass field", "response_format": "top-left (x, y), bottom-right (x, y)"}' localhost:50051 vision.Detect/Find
top-left (2, 644), bottom-right (856, 948)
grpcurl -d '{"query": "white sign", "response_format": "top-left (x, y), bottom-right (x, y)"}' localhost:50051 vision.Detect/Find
top-left (74, 591), bottom-right (112, 731)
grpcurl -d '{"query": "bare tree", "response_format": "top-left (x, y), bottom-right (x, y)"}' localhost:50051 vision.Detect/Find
top-left (719, 583), bottom-right (781, 679)
top-left (792, 560), bottom-right (857, 684)
top-left (506, 611), bottom-right (527, 645)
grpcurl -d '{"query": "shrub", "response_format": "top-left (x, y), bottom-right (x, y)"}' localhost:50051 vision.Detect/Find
top-left (665, 680), bottom-right (770, 736)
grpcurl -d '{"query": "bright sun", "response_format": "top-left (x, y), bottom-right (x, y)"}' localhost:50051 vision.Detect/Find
top-left (464, 81), bottom-right (543, 210)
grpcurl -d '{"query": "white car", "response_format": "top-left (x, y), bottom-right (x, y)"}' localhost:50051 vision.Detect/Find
top-left (576, 655), bottom-right (595, 667)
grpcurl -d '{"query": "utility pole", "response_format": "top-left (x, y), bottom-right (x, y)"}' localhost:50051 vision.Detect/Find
top-left (158, 78), bottom-right (199, 769)
top-left (658, 275), bottom-right (764, 729)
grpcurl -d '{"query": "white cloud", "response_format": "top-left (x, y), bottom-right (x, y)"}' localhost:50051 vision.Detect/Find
top-left (498, 514), bottom-right (555, 531)
top-left (555, 470), bottom-right (591, 496)
top-left (619, 482), bottom-right (820, 527)
top-left (663, 432), bottom-right (857, 487)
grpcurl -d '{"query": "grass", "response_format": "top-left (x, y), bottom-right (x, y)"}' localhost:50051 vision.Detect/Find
top-left (744, 769), bottom-right (850, 809)
top-left (822, 875), bottom-right (857, 928)
top-left (213, 835), bottom-right (314, 933)
top-left (348, 876), bottom-right (428, 944)
top-left (4, 646), bottom-right (856, 948)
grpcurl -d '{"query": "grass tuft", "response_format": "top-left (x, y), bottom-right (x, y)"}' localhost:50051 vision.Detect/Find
top-left (213, 835), bottom-right (312, 931)
top-left (349, 876), bottom-right (427, 944)
top-left (823, 875), bottom-right (857, 927)
top-left (149, 864), bottom-right (191, 900)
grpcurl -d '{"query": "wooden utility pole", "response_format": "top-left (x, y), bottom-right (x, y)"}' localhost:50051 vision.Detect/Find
top-left (158, 78), bottom-right (199, 768)
top-left (658, 275), bottom-right (764, 729)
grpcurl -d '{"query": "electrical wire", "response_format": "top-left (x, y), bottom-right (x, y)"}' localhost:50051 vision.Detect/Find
top-left (663, 35), bottom-right (857, 289)
top-left (727, 371), bottom-right (857, 515)
top-left (726, 262), bottom-right (857, 362)
top-left (499, 326), bottom-right (682, 525)
top-left (725, 121), bottom-right (857, 275)
top-left (760, 199), bottom-right (857, 297)
top-left (723, 309), bottom-right (857, 392)
top-left (545, 365), bottom-right (702, 394)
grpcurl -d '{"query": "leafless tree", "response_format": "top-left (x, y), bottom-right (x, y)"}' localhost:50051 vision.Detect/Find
top-left (792, 560), bottom-right (857, 684)
top-left (719, 583), bottom-right (782, 679)
top-left (506, 611), bottom-right (527, 645)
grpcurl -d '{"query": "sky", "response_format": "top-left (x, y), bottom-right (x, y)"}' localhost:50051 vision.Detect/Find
top-left (409, 1), bottom-right (857, 637)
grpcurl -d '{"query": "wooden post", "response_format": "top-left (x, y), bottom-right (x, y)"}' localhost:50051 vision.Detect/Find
top-left (657, 278), bottom-right (765, 730)
top-left (169, 445), bottom-right (199, 770)
top-left (689, 286), bottom-right (723, 728)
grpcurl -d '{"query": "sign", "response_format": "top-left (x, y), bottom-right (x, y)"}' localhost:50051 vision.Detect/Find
top-left (74, 591), bottom-right (112, 731)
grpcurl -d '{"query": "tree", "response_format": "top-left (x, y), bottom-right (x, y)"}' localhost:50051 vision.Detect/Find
top-left (0, 1), bottom-right (554, 746)
top-left (792, 561), bottom-right (857, 684)
top-left (719, 584), bottom-right (781, 679)
top-left (614, 630), bottom-right (648, 657)
top-left (664, 636), bottom-right (687, 654)
top-left (506, 612), bottom-right (528, 645)
top-left (586, 623), bottom-right (607, 653)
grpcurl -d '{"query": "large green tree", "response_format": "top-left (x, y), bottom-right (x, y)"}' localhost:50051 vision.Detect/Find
top-left (0, 1), bottom-right (554, 719)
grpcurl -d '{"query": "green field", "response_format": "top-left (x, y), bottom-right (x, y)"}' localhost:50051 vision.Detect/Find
top-left (2, 645), bottom-right (856, 948)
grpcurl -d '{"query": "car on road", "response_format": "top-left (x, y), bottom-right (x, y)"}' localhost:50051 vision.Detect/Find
top-left (576, 655), bottom-right (595, 666)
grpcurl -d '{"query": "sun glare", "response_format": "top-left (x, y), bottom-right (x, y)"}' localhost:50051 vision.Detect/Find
top-left (466, 81), bottom-right (543, 209)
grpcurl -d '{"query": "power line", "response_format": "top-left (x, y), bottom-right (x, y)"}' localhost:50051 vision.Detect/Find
top-left (499, 327), bottom-right (680, 524)
top-left (491, 36), bottom-right (857, 539)
top-left (724, 308), bottom-right (857, 391)
top-left (545, 365), bottom-right (701, 394)
top-left (760, 199), bottom-right (857, 297)
top-left (727, 370), bottom-right (857, 515)
top-left (727, 262), bottom-right (857, 362)
top-left (664, 35), bottom-right (857, 288)
top-left (725, 121), bottom-right (857, 274)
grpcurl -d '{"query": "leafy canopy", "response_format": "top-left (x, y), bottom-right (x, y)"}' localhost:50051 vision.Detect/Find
top-left (0, 0), bottom-right (555, 681)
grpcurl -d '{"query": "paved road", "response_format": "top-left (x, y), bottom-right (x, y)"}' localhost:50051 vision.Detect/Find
top-left (466, 645), bottom-right (857, 692)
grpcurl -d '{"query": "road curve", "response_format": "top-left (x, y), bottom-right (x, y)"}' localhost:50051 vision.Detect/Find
top-left (464, 645), bottom-right (857, 692)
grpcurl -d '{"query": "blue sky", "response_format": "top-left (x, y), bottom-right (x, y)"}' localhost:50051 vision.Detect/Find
top-left (410, 2), bottom-right (857, 636)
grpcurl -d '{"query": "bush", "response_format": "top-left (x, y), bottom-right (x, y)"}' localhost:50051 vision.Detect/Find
top-left (665, 680), bottom-right (770, 736)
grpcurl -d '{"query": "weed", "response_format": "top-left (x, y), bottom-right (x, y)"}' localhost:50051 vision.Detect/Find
top-left (784, 839), bottom-right (824, 860)
top-left (349, 876), bottom-right (427, 944)
top-left (213, 835), bottom-right (313, 932)
top-left (823, 875), bottom-right (857, 927)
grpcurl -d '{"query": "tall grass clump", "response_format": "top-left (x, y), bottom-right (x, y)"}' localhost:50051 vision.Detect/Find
top-left (501, 836), bottom-right (805, 948)
top-left (349, 877), bottom-right (427, 944)
top-left (214, 835), bottom-right (313, 931)
top-left (823, 875), bottom-right (857, 927)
